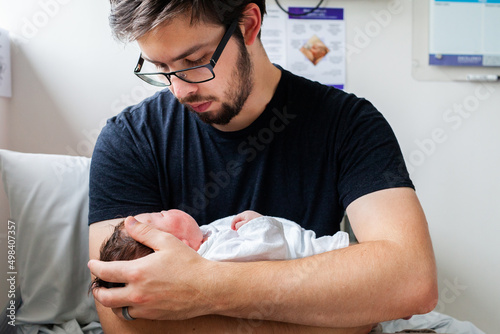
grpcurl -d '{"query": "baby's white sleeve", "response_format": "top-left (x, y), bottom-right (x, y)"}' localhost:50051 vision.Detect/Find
top-left (277, 219), bottom-right (350, 258)
top-left (201, 216), bottom-right (290, 261)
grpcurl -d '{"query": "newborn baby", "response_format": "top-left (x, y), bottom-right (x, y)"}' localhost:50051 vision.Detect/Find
top-left (91, 211), bottom-right (484, 334)
top-left (91, 209), bottom-right (349, 289)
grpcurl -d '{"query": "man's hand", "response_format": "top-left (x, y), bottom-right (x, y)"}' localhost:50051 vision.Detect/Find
top-left (88, 216), bottom-right (216, 321)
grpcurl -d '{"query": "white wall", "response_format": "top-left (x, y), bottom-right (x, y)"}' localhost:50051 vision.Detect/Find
top-left (0, 0), bottom-right (498, 332)
top-left (339, 2), bottom-right (499, 332)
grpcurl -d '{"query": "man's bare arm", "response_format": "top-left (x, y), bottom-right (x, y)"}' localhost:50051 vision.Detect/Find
top-left (89, 219), bottom-right (374, 334)
top-left (95, 301), bottom-right (374, 334)
top-left (89, 187), bottom-right (437, 328)
top-left (206, 188), bottom-right (437, 327)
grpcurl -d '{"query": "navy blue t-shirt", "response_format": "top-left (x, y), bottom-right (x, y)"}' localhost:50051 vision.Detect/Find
top-left (89, 69), bottom-right (413, 237)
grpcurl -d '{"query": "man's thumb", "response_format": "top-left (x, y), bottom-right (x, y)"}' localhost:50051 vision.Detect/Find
top-left (124, 216), bottom-right (170, 251)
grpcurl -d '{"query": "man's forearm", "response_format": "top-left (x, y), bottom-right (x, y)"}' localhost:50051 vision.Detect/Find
top-left (200, 188), bottom-right (438, 328)
top-left (207, 239), bottom-right (437, 328)
top-left (89, 189), bottom-right (436, 328)
top-left (96, 300), bottom-right (373, 334)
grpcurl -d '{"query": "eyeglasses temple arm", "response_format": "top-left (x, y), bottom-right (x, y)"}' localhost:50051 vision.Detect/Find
top-left (210, 20), bottom-right (239, 67)
top-left (134, 54), bottom-right (145, 73)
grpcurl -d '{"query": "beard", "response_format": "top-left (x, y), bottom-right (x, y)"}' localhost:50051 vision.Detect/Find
top-left (183, 37), bottom-right (254, 126)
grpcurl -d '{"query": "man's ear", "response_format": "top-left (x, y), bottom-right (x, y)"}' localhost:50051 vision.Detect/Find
top-left (240, 3), bottom-right (262, 46)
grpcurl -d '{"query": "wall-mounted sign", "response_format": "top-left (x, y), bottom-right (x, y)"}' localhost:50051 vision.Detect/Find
top-left (429, 0), bottom-right (500, 67)
top-left (261, 6), bottom-right (346, 89)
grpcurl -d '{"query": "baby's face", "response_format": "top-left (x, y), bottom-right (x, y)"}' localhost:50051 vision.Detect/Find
top-left (134, 210), bottom-right (203, 251)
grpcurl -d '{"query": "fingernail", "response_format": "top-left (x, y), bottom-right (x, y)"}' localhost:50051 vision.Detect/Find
top-left (126, 216), bottom-right (138, 227)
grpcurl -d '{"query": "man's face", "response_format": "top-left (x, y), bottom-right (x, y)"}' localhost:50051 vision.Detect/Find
top-left (137, 15), bottom-right (254, 126)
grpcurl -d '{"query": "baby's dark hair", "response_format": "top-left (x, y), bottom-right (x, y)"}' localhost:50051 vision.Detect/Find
top-left (90, 221), bottom-right (153, 292)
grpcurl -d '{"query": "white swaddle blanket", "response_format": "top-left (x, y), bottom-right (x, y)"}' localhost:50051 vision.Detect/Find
top-left (197, 216), bottom-right (349, 261)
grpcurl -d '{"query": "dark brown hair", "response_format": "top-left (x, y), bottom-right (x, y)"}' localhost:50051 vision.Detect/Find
top-left (90, 221), bottom-right (153, 291)
top-left (109, 0), bottom-right (266, 42)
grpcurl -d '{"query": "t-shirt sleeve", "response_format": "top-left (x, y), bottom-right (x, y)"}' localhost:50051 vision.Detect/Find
top-left (335, 96), bottom-right (414, 209)
top-left (88, 112), bottom-right (163, 225)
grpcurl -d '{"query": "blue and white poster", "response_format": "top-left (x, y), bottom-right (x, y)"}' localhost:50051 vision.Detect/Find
top-left (429, 0), bottom-right (500, 67)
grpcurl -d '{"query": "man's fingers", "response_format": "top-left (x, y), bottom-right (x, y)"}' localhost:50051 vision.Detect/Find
top-left (124, 216), bottom-right (176, 250)
top-left (88, 259), bottom-right (133, 283)
top-left (92, 283), bottom-right (133, 309)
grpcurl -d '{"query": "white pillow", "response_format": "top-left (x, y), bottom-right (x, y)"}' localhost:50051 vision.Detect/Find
top-left (0, 149), bottom-right (98, 325)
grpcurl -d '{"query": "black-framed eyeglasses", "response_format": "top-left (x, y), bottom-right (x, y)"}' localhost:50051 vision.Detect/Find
top-left (134, 20), bottom-right (239, 87)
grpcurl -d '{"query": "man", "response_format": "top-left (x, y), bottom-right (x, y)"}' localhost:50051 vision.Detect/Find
top-left (88, 1), bottom-right (438, 333)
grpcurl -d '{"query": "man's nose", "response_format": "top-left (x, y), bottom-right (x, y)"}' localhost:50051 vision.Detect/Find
top-left (170, 76), bottom-right (198, 100)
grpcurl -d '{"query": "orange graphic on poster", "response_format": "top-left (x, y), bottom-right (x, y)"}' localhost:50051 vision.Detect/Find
top-left (300, 35), bottom-right (330, 66)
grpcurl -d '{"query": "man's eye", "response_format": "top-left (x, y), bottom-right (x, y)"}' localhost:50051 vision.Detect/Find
top-left (185, 57), bottom-right (207, 67)
top-left (156, 64), bottom-right (169, 72)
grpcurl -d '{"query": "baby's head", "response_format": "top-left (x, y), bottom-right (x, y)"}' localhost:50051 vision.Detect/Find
top-left (92, 220), bottom-right (153, 289)
top-left (134, 210), bottom-right (203, 251)
top-left (91, 209), bottom-right (201, 290)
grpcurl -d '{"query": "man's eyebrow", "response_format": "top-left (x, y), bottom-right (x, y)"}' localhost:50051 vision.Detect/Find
top-left (143, 41), bottom-right (213, 66)
top-left (172, 42), bottom-right (212, 62)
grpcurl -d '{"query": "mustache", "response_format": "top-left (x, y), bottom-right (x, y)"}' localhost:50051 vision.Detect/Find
top-left (178, 95), bottom-right (219, 104)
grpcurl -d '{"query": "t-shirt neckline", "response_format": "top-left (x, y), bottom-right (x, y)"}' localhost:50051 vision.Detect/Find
top-left (191, 69), bottom-right (288, 141)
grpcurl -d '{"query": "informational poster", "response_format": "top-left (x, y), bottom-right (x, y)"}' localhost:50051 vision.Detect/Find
top-left (261, 6), bottom-right (346, 89)
top-left (0, 28), bottom-right (12, 98)
top-left (429, 0), bottom-right (500, 67)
